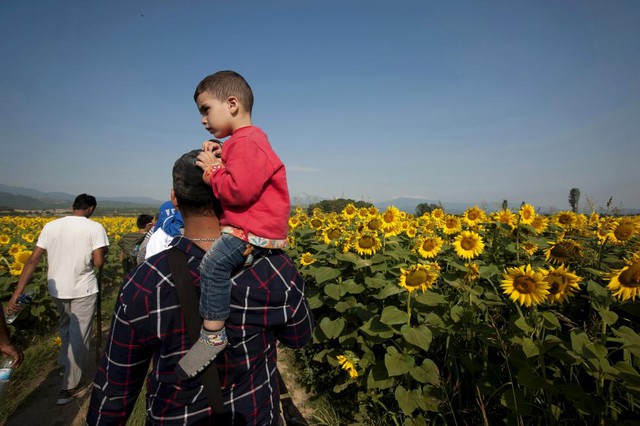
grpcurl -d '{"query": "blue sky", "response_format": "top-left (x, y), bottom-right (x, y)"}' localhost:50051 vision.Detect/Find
top-left (1, 0), bottom-right (639, 210)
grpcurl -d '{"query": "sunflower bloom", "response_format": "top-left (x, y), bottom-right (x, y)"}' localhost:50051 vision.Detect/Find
top-left (530, 215), bottom-right (549, 234)
top-left (0, 234), bottom-right (10, 245)
top-left (353, 232), bottom-right (382, 256)
top-left (414, 235), bottom-right (443, 259)
top-left (453, 231), bottom-right (485, 260)
top-left (554, 211), bottom-right (577, 230)
top-left (341, 203), bottom-right (358, 220)
top-left (8, 244), bottom-right (26, 256)
top-left (441, 215), bottom-right (462, 235)
top-left (607, 217), bottom-right (639, 244)
top-left (322, 226), bottom-right (343, 245)
top-left (463, 206), bottom-right (486, 227)
top-left (10, 261), bottom-right (24, 276)
top-left (519, 204), bottom-right (536, 225)
top-left (288, 216), bottom-right (301, 230)
top-left (14, 250), bottom-right (32, 264)
top-left (309, 217), bottom-right (324, 230)
top-left (336, 352), bottom-right (359, 379)
top-left (380, 206), bottom-right (402, 237)
top-left (430, 208), bottom-right (446, 224)
top-left (21, 233), bottom-right (35, 243)
top-left (493, 209), bottom-right (516, 228)
top-left (521, 241), bottom-right (538, 256)
top-left (52, 336), bottom-right (62, 347)
top-left (501, 264), bottom-right (549, 307)
top-left (542, 265), bottom-right (581, 304)
top-left (399, 263), bottom-right (440, 293)
top-left (607, 253), bottom-right (640, 301)
top-left (299, 252), bottom-right (317, 266)
top-left (544, 239), bottom-right (583, 265)
top-left (464, 262), bottom-right (480, 283)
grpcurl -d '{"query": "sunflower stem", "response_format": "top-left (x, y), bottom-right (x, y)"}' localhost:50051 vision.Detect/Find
top-left (407, 292), bottom-right (411, 326)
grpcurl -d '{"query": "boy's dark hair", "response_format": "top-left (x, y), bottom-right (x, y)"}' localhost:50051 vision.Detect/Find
top-left (194, 70), bottom-right (254, 114)
top-left (72, 194), bottom-right (97, 210)
top-left (136, 214), bottom-right (154, 229)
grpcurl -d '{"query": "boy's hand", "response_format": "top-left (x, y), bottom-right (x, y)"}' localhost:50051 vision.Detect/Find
top-left (202, 139), bottom-right (222, 158)
top-left (196, 151), bottom-right (225, 184)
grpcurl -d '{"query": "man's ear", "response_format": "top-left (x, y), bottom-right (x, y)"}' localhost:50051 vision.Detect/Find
top-left (170, 190), bottom-right (179, 211)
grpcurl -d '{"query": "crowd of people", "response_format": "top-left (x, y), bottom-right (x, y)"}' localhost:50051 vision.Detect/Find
top-left (4, 70), bottom-right (314, 425)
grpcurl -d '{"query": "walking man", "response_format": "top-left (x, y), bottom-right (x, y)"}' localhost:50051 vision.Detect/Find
top-left (9, 193), bottom-right (109, 405)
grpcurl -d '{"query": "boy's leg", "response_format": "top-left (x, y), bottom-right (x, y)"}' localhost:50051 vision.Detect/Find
top-left (176, 235), bottom-right (246, 379)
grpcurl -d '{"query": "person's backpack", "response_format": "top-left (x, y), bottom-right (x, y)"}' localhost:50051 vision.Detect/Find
top-left (119, 233), bottom-right (146, 272)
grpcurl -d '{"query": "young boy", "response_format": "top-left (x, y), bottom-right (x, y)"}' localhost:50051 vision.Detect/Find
top-left (176, 70), bottom-right (290, 379)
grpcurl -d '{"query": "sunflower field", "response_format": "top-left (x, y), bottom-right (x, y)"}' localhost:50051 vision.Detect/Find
top-left (287, 205), bottom-right (640, 425)
top-left (1, 208), bottom-right (640, 425)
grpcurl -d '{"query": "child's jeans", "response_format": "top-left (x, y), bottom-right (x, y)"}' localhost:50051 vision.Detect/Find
top-left (198, 233), bottom-right (247, 321)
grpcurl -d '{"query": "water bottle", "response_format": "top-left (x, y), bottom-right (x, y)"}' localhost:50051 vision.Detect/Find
top-left (4, 292), bottom-right (34, 324)
top-left (0, 356), bottom-right (12, 395)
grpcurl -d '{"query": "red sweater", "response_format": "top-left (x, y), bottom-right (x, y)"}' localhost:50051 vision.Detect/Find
top-left (209, 126), bottom-right (290, 240)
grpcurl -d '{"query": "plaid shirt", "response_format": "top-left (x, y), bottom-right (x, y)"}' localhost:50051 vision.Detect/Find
top-left (87, 236), bottom-right (313, 425)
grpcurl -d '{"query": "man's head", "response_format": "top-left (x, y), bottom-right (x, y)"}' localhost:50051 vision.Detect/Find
top-left (194, 71), bottom-right (254, 139)
top-left (172, 149), bottom-right (222, 218)
top-left (136, 214), bottom-right (154, 231)
top-left (72, 194), bottom-right (97, 217)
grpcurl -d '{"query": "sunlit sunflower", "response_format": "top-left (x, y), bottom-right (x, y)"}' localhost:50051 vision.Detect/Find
top-left (341, 203), bottom-right (358, 220)
top-left (541, 265), bottom-right (581, 304)
top-left (607, 253), bottom-right (640, 301)
top-left (287, 235), bottom-right (296, 249)
top-left (453, 231), bottom-right (485, 259)
top-left (521, 241), bottom-right (539, 256)
top-left (464, 262), bottom-right (480, 283)
top-left (500, 264), bottom-right (549, 307)
top-left (367, 206), bottom-right (379, 217)
top-left (380, 206), bottom-right (402, 236)
top-left (299, 252), bottom-right (317, 266)
top-left (463, 206), bottom-right (486, 227)
top-left (8, 244), bottom-right (26, 256)
top-left (336, 351), bottom-right (359, 379)
top-left (0, 234), bottom-right (10, 245)
top-left (21, 233), bottom-right (35, 243)
top-left (14, 250), bottom-right (32, 264)
top-left (554, 211), bottom-right (577, 230)
top-left (430, 208), bottom-right (445, 223)
top-left (52, 336), bottom-right (62, 347)
top-left (588, 212), bottom-right (600, 227)
top-left (441, 215), bottom-right (462, 235)
top-left (544, 239), bottom-right (583, 265)
top-left (414, 235), bottom-right (443, 259)
top-left (353, 232), bottom-right (382, 256)
top-left (309, 216), bottom-right (325, 230)
top-left (404, 226), bottom-right (418, 239)
top-left (519, 204), bottom-right (536, 225)
top-left (530, 215), bottom-right (549, 234)
top-left (492, 209), bottom-right (516, 228)
top-left (288, 216), bottom-right (301, 230)
top-left (10, 261), bottom-right (24, 276)
top-left (357, 207), bottom-right (370, 219)
top-left (398, 263), bottom-right (440, 293)
top-left (607, 217), bottom-right (639, 244)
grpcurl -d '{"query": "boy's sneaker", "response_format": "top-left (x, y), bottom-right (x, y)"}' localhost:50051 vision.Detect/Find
top-left (56, 383), bottom-right (90, 405)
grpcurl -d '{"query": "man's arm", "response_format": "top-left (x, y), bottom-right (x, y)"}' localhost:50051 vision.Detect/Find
top-left (8, 246), bottom-right (45, 312)
top-left (92, 246), bottom-right (108, 269)
top-left (0, 304), bottom-right (23, 368)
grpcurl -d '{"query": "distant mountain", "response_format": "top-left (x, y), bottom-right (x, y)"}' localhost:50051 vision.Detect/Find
top-left (0, 184), bottom-right (163, 210)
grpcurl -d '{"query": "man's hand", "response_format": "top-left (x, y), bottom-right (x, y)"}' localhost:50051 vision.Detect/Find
top-left (201, 139), bottom-right (222, 158)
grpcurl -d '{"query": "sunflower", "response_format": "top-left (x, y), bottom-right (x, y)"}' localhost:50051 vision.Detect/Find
top-left (10, 261), bottom-right (24, 276)
top-left (288, 216), bottom-right (301, 230)
top-left (554, 211), bottom-right (577, 230)
top-left (353, 232), bottom-right (382, 256)
top-left (8, 244), bottom-right (26, 256)
top-left (405, 226), bottom-right (418, 239)
top-left (321, 225), bottom-right (343, 245)
top-left (430, 208), bottom-right (445, 223)
top-left (299, 252), bottom-right (317, 266)
top-left (399, 263), bottom-right (440, 293)
top-left (500, 265), bottom-right (549, 307)
top-left (492, 209), bottom-right (516, 228)
top-left (14, 250), bottom-right (32, 264)
top-left (380, 206), bottom-right (402, 236)
top-left (441, 215), bottom-right (462, 235)
top-left (367, 206), bottom-right (380, 217)
top-left (464, 262), bottom-right (480, 283)
top-left (530, 215), bottom-right (549, 234)
top-left (541, 265), bottom-right (581, 304)
top-left (453, 231), bottom-right (485, 260)
top-left (414, 235), bottom-right (443, 259)
top-left (341, 203), bottom-right (358, 220)
top-left (463, 206), bottom-right (486, 227)
top-left (52, 336), bottom-right (62, 347)
top-left (607, 217), bottom-right (639, 244)
top-left (357, 207), bottom-right (370, 219)
top-left (0, 234), bottom-right (10, 245)
top-left (519, 204), bottom-right (536, 225)
top-left (607, 253), bottom-right (640, 301)
top-left (544, 239), bottom-right (583, 265)
top-left (521, 241), bottom-right (538, 256)
top-left (336, 351), bottom-right (359, 379)
top-left (309, 217), bottom-right (324, 230)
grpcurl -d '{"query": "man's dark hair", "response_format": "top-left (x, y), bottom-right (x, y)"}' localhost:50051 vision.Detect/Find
top-left (136, 214), bottom-right (154, 229)
top-left (72, 194), bottom-right (97, 210)
top-left (194, 70), bottom-right (254, 114)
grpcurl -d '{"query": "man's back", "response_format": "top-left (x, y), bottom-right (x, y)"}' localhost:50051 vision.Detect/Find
top-left (37, 216), bottom-right (108, 298)
top-left (88, 236), bottom-right (313, 425)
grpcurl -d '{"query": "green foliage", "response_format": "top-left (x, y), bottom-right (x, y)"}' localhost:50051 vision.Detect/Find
top-left (307, 198), bottom-right (373, 214)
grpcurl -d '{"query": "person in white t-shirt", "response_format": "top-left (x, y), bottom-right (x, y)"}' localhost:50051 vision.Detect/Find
top-left (9, 193), bottom-right (109, 405)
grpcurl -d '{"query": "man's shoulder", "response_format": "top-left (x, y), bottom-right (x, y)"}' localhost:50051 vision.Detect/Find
top-left (233, 252), bottom-right (300, 288)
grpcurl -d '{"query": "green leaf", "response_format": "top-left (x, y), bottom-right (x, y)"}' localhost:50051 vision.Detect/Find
top-left (514, 317), bottom-right (534, 333)
top-left (413, 291), bottom-right (448, 306)
top-left (376, 284), bottom-right (403, 299)
top-left (319, 317), bottom-right (345, 339)
top-left (479, 264), bottom-right (501, 279)
top-left (336, 252), bottom-right (360, 264)
top-left (366, 361), bottom-right (395, 390)
top-left (613, 326), bottom-right (640, 357)
top-left (381, 305), bottom-right (408, 325)
top-left (501, 388), bottom-right (531, 415)
top-left (450, 305), bottom-right (464, 322)
top-left (334, 296), bottom-right (358, 313)
top-left (409, 359), bottom-right (440, 385)
top-left (599, 309), bottom-right (618, 326)
top-left (364, 274), bottom-right (389, 289)
top-left (342, 280), bottom-right (365, 294)
top-left (401, 324), bottom-right (432, 351)
top-left (517, 367), bottom-right (545, 390)
top-left (395, 386), bottom-right (418, 416)
top-left (324, 283), bottom-right (346, 300)
top-left (359, 316), bottom-right (394, 339)
top-left (540, 311), bottom-right (561, 330)
top-left (315, 267), bottom-right (341, 284)
top-left (385, 347), bottom-right (415, 377)
top-left (307, 294), bottom-right (323, 309)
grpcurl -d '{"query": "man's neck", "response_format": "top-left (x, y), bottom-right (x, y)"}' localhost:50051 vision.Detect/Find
top-left (72, 209), bottom-right (91, 218)
top-left (182, 215), bottom-right (221, 240)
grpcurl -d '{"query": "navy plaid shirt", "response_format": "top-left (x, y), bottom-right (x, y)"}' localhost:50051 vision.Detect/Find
top-left (87, 236), bottom-right (313, 425)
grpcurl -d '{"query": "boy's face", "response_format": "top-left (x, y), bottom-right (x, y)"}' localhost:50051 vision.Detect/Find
top-left (196, 92), bottom-right (234, 139)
